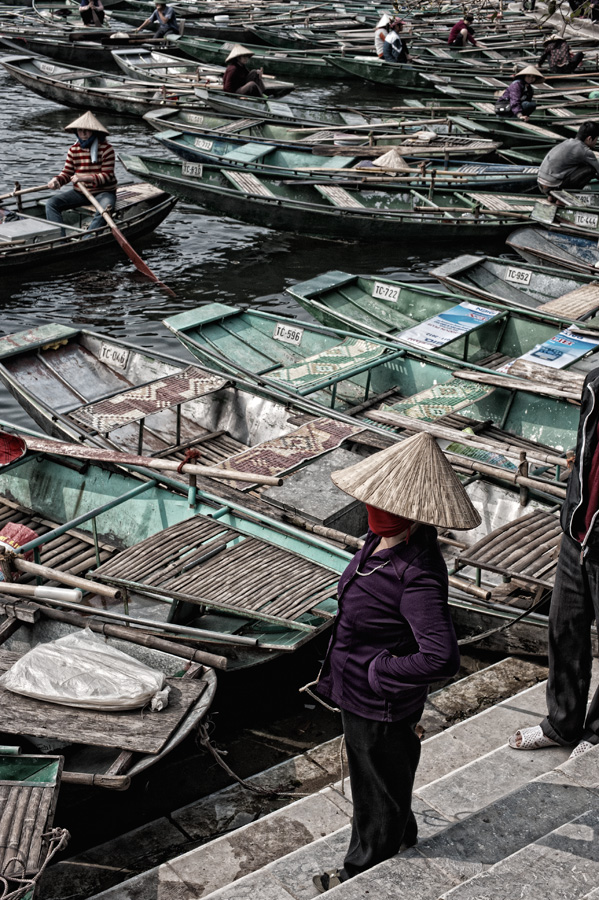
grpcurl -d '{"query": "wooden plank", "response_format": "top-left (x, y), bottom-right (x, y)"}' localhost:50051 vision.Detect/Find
top-left (223, 170), bottom-right (276, 197)
top-left (315, 184), bottom-right (365, 208)
top-left (537, 282), bottom-right (599, 319)
top-left (0, 678), bottom-right (207, 754)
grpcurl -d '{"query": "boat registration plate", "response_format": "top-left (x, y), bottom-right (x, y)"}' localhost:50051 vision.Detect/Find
top-left (194, 138), bottom-right (213, 151)
top-left (273, 322), bottom-right (304, 346)
top-left (372, 281), bottom-right (400, 302)
top-left (186, 114), bottom-right (204, 125)
top-left (99, 343), bottom-right (130, 370)
top-left (574, 211), bottom-right (599, 229)
top-left (182, 162), bottom-right (203, 178)
top-left (39, 62), bottom-right (55, 74)
top-left (504, 266), bottom-right (532, 286)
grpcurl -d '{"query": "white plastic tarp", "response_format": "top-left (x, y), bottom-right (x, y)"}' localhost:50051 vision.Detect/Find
top-left (0, 629), bottom-right (170, 711)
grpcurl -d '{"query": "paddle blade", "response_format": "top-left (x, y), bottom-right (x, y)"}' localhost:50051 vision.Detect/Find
top-left (110, 222), bottom-right (176, 297)
top-left (0, 431), bottom-right (27, 468)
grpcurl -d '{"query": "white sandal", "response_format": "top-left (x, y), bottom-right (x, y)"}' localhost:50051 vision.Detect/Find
top-left (508, 725), bottom-right (560, 750)
top-left (568, 740), bottom-right (594, 760)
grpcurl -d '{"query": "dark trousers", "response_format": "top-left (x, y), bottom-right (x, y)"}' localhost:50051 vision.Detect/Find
top-left (340, 707), bottom-right (423, 880)
top-left (542, 534), bottom-right (599, 746)
top-left (236, 70), bottom-right (266, 97)
top-left (80, 8), bottom-right (105, 25)
top-left (554, 53), bottom-right (584, 73)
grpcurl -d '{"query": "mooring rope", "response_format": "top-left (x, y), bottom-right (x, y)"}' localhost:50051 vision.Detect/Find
top-left (0, 828), bottom-right (70, 900)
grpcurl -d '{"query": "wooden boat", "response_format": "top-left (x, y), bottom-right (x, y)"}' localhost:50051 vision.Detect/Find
top-left (33, 0), bottom-right (111, 27)
top-left (507, 226), bottom-right (599, 276)
top-left (285, 269), bottom-right (599, 342)
top-left (0, 54), bottom-right (294, 117)
top-left (121, 154), bottom-right (534, 243)
top-left (153, 128), bottom-right (540, 190)
top-left (0, 748), bottom-right (64, 884)
top-left (0, 611), bottom-right (216, 789)
top-left (0, 31), bottom-right (135, 69)
top-left (0, 182), bottom-right (176, 273)
top-left (431, 254), bottom-right (599, 318)
top-left (162, 301), bottom-right (590, 453)
top-left (110, 46), bottom-right (295, 95)
top-left (174, 35), bottom-right (340, 79)
top-left (0, 431), bottom-right (349, 669)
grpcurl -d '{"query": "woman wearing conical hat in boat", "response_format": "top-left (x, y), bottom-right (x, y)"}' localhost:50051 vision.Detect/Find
top-left (46, 110), bottom-right (117, 233)
top-left (312, 433), bottom-right (480, 893)
top-left (495, 65), bottom-right (544, 123)
top-left (222, 45), bottom-right (266, 98)
top-left (374, 14), bottom-right (391, 58)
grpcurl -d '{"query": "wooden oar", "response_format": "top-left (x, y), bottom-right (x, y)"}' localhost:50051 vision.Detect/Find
top-left (76, 182), bottom-right (175, 297)
top-left (0, 182), bottom-right (49, 202)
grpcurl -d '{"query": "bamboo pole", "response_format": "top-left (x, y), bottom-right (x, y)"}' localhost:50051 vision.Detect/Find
top-left (11, 558), bottom-right (121, 599)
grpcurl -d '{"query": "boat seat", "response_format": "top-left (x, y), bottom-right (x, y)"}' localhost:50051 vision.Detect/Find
top-left (269, 337), bottom-right (387, 390)
top-left (69, 365), bottom-right (228, 433)
top-left (379, 377), bottom-right (495, 422)
top-left (456, 508), bottom-right (561, 589)
top-left (214, 118), bottom-right (263, 133)
top-left (223, 142), bottom-right (277, 163)
top-left (547, 107), bottom-right (575, 117)
top-left (214, 416), bottom-right (365, 488)
top-left (314, 184), bottom-right (365, 208)
top-left (91, 515), bottom-right (338, 628)
top-left (464, 192), bottom-right (534, 212)
top-left (222, 170), bottom-right (276, 197)
top-left (472, 102), bottom-right (497, 113)
top-left (537, 282), bottom-right (599, 320)
top-left (339, 112), bottom-right (370, 125)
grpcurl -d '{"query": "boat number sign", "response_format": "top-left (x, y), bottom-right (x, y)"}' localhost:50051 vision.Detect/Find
top-left (186, 114), bottom-right (204, 125)
top-left (273, 322), bottom-right (304, 346)
top-left (373, 282), bottom-right (401, 302)
top-left (182, 162), bottom-right (203, 178)
top-left (504, 266), bottom-right (532, 286)
top-left (194, 138), bottom-right (213, 151)
top-left (99, 343), bottom-right (130, 370)
top-left (39, 62), bottom-right (55, 74)
top-left (574, 211), bottom-right (599, 229)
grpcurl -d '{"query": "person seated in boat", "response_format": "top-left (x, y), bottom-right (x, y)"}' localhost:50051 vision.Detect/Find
top-left (79, 0), bottom-right (104, 26)
top-left (495, 65), bottom-right (543, 122)
top-left (374, 14), bottom-right (391, 58)
top-left (223, 45), bottom-right (266, 97)
top-left (382, 19), bottom-right (412, 64)
top-left (45, 111), bottom-right (117, 233)
top-left (448, 13), bottom-right (478, 48)
top-left (537, 121), bottom-right (599, 194)
top-left (538, 34), bottom-right (584, 74)
top-left (135, 0), bottom-right (179, 38)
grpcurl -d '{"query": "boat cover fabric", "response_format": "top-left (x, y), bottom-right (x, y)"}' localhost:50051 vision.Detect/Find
top-left (70, 366), bottom-right (228, 432)
top-left (216, 417), bottom-right (365, 481)
top-left (381, 378), bottom-right (494, 422)
top-left (270, 338), bottom-right (385, 386)
top-left (0, 431), bottom-right (27, 467)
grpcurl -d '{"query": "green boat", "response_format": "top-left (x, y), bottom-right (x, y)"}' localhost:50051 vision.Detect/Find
top-left (0, 748), bottom-right (64, 888)
top-left (153, 129), bottom-right (528, 186)
top-left (0, 434), bottom-right (348, 669)
top-left (431, 254), bottom-right (599, 317)
top-left (162, 301), bottom-right (590, 453)
top-left (175, 35), bottom-right (340, 80)
top-left (120, 154), bottom-right (535, 243)
top-left (285, 269), bottom-right (599, 340)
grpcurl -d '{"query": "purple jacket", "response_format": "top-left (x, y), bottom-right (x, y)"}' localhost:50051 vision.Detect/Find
top-left (316, 526), bottom-right (460, 722)
top-left (500, 78), bottom-right (534, 116)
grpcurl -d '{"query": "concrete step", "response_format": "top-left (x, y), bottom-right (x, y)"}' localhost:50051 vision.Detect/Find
top-left (192, 744), bottom-right (599, 900)
top-left (86, 659), bottom-right (553, 900)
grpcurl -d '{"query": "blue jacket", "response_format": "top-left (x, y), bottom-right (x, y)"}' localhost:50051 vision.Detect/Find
top-left (316, 525), bottom-right (460, 722)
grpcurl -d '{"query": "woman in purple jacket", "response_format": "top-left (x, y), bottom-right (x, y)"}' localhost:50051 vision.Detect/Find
top-left (495, 65), bottom-right (544, 121)
top-left (312, 432), bottom-right (480, 892)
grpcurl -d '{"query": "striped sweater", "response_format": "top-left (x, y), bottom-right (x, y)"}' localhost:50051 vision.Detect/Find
top-left (55, 140), bottom-right (117, 194)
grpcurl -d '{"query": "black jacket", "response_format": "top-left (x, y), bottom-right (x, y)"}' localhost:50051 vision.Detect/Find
top-left (561, 366), bottom-right (599, 548)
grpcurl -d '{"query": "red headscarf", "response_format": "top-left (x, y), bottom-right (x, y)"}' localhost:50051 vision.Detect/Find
top-left (366, 504), bottom-right (413, 538)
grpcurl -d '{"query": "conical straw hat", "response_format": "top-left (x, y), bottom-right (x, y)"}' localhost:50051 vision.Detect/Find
top-left (226, 44), bottom-right (254, 63)
top-left (513, 65), bottom-right (544, 83)
top-left (372, 148), bottom-right (411, 170)
top-left (64, 110), bottom-right (109, 134)
top-left (331, 432), bottom-right (481, 530)
top-left (376, 14), bottom-right (391, 27)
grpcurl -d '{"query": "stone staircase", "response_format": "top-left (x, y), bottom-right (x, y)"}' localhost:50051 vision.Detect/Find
top-left (88, 659), bottom-right (599, 900)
